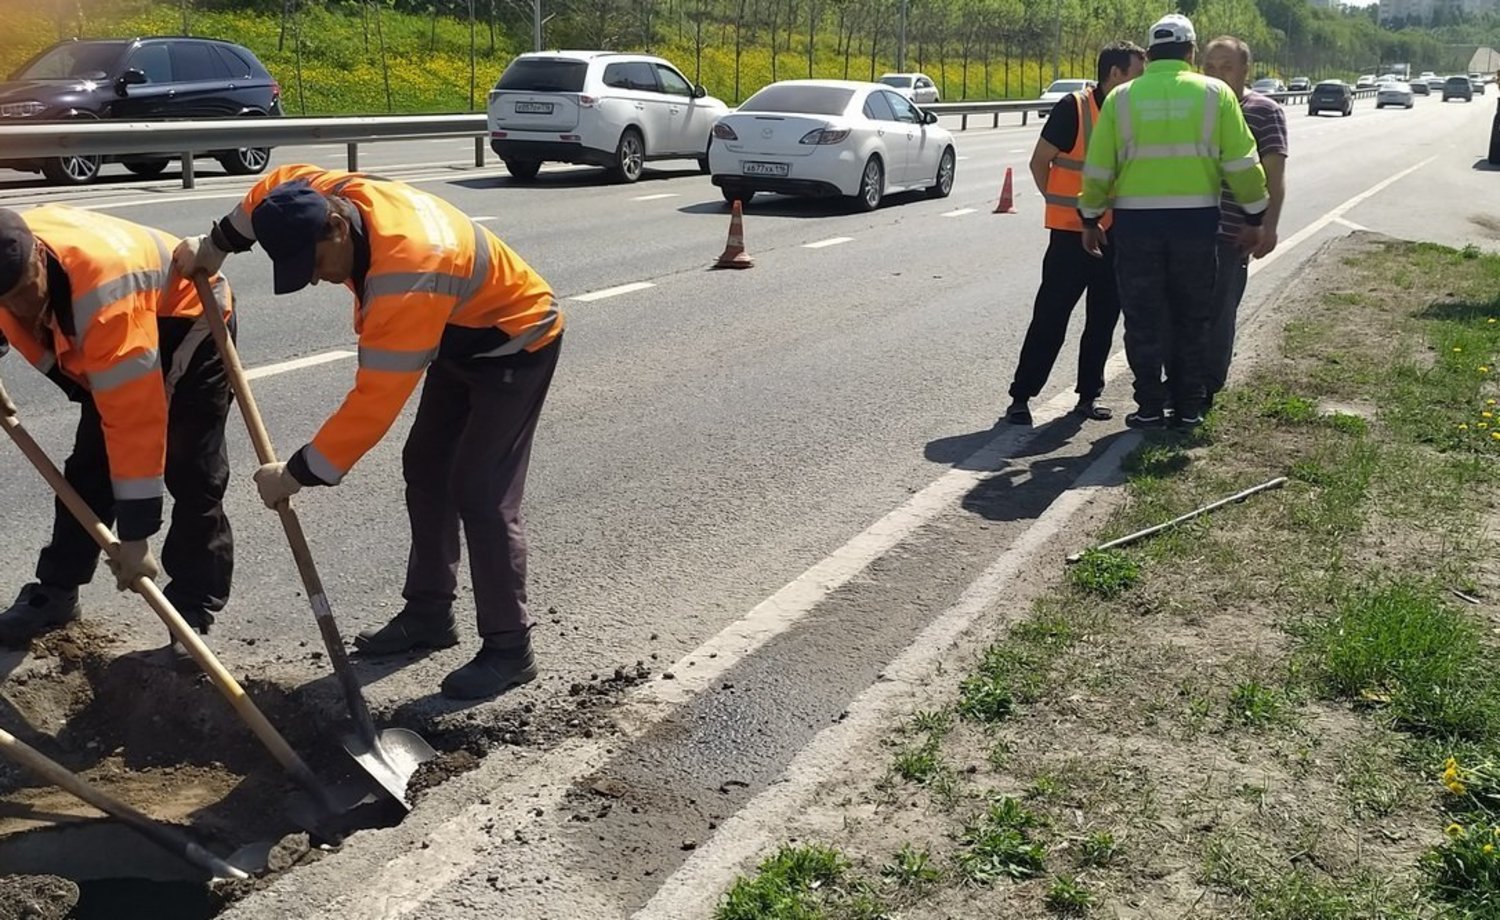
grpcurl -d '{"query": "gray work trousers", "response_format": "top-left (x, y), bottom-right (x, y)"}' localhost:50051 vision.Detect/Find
top-left (1205, 242), bottom-right (1250, 397)
top-left (401, 339), bottom-right (561, 638)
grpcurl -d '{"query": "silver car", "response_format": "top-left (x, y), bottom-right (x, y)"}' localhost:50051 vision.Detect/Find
top-left (1376, 81), bottom-right (1414, 109)
top-left (877, 73), bottom-right (940, 105)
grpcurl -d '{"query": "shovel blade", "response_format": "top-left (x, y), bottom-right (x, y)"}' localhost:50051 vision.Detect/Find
top-left (343, 727), bottom-right (437, 809)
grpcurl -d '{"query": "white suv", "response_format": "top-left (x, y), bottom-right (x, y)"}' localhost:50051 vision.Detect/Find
top-left (488, 51), bottom-right (729, 183)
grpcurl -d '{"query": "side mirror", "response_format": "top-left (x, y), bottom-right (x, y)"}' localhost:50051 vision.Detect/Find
top-left (118, 68), bottom-right (148, 90)
top-left (923, 110), bottom-right (938, 125)
top-left (694, 84), bottom-right (707, 99)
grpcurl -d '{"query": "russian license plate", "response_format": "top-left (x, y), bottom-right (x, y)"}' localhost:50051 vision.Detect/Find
top-left (742, 161), bottom-right (789, 177)
top-left (514, 101), bottom-right (554, 114)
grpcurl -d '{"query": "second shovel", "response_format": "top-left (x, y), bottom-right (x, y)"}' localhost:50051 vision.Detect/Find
top-left (192, 272), bottom-right (435, 808)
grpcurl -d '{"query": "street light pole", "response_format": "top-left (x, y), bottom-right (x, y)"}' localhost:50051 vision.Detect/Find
top-left (1052, 0), bottom-right (1061, 83)
top-left (533, 0), bottom-right (542, 51)
top-left (897, 0), bottom-right (908, 73)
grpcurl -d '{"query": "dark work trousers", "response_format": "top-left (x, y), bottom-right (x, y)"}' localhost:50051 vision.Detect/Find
top-left (401, 337), bottom-right (561, 639)
top-left (1112, 232), bottom-right (1219, 415)
top-left (36, 317), bottom-right (236, 626)
top-left (1008, 229), bottom-right (1121, 403)
top-left (1204, 242), bottom-right (1250, 398)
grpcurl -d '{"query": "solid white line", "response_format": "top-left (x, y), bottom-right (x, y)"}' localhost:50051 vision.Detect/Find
top-left (1335, 217), bottom-right (1370, 232)
top-left (632, 193), bottom-right (680, 201)
top-left (243, 350), bottom-right (356, 381)
top-left (942, 208), bottom-right (977, 217)
top-left (572, 281), bottom-right (656, 302)
top-left (804, 236), bottom-right (853, 249)
top-left (633, 431), bottom-right (1143, 920)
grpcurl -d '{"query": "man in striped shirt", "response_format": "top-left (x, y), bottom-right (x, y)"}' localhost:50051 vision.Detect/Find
top-left (1200, 36), bottom-right (1288, 403)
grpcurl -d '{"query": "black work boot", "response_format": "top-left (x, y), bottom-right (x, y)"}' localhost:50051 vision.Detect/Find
top-left (152, 610), bottom-right (213, 674)
top-left (440, 632), bottom-right (538, 701)
top-left (354, 605), bottom-right (460, 656)
top-left (1004, 400), bottom-right (1032, 426)
top-left (0, 583), bottom-right (81, 647)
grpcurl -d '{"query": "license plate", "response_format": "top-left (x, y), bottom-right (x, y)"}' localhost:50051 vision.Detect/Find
top-left (514, 101), bottom-right (554, 114)
top-left (742, 161), bottom-right (789, 177)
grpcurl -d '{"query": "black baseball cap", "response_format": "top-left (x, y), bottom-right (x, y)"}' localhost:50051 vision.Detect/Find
top-left (250, 180), bottom-right (329, 295)
top-left (0, 208), bottom-right (35, 298)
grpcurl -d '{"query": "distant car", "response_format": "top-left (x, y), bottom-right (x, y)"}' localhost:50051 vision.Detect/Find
top-left (1445, 75), bottom-right (1474, 102)
top-left (1411, 80), bottom-right (1429, 95)
top-left (1037, 78), bottom-right (1093, 116)
top-left (1308, 80), bottom-right (1353, 116)
top-left (878, 72), bottom-right (940, 105)
top-left (708, 79), bottom-right (956, 212)
top-left (487, 51), bottom-right (729, 183)
top-left (1376, 81), bottom-right (1414, 109)
top-left (1356, 74), bottom-right (1376, 87)
top-left (1419, 70), bottom-right (1437, 80)
top-left (1428, 75), bottom-right (1447, 91)
top-left (1288, 77), bottom-right (1311, 92)
top-left (1251, 77), bottom-right (1285, 94)
top-left (1471, 75), bottom-right (1487, 95)
top-left (0, 36), bottom-right (281, 185)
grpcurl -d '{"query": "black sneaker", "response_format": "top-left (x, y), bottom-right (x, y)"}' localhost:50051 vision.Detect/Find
top-left (1125, 411), bottom-right (1165, 430)
top-left (0, 583), bottom-right (81, 647)
top-left (1175, 412), bottom-right (1205, 429)
top-left (1074, 398), bottom-right (1113, 421)
top-left (440, 640), bottom-right (538, 701)
top-left (1003, 400), bottom-right (1032, 426)
top-left (354, 606), bottom-right (460, 656)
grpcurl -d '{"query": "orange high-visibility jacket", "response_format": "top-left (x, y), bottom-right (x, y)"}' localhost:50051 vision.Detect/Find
top-left (213, 165), bottom-right (562, 485)
top-left (1044, 91), bottom-right (1112, 233)
top-left (0, 206), bottom-right (231, 537)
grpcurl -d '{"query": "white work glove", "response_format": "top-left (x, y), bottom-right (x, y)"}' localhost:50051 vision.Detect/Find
top-left (109, 539), bottom-right (161, 591)
top-left (173, 234), bottom-right (228, 277)
top-left (253, 462), bottom-right (303, 509)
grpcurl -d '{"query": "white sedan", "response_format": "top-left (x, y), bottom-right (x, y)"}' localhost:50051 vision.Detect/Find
top-left (708, 79), bottom-right (956, 211)
top-left (1376, 81), bottom-right (1414, 109)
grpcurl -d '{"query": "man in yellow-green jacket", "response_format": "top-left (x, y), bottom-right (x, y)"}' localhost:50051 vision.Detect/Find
top-left (1079, 13), bottom-right (1269, 428)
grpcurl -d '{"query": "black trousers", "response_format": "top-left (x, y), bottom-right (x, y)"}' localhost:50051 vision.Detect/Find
top-left (401, 338), bottom-right (561, 639)
top-left (1112, 232), bottom-right (1219, 415)
top-left (36, 320), bottom-right (235, 624)
top-left (1008, 229), bottom-right (1120, 402)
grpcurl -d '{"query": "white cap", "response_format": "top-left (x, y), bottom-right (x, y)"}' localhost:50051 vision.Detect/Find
top-left (1147, 13), bottom-right (1196, 48)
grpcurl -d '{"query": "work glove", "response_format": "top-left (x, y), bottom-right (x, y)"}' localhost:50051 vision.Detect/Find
top-left (173, 234), bottom-right (228, 277)
top-left (108, 539), bottom-right (161, 591)
top-left (254, 462), bottom-right (302, 509)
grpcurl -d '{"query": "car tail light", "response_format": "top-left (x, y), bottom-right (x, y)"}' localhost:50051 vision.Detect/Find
top-left (799, 128), bottom-right (850, 145)
top-left (270, 79), bottom-right (281, 99)
top-left (713, 123), bottom-right (738, 140)
top-left (578, 94), bottom-right (598, 108)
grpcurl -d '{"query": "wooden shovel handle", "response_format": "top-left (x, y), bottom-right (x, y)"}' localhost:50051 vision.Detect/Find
top-left (0, 375), bottom-right (325, 802)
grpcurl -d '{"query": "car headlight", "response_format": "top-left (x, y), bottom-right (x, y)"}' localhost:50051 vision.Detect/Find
top-left (0, 101), bottom-right (47, 118)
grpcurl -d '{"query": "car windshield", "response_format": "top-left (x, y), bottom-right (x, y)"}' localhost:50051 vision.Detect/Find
top-left (12, 41), bottom-right (126, 80)
top-left (1045, 80), bottom-right (1087, 94)
top-left (739, 85), bottom-right (855, 115)
top-left (879, 76), bottom-right (913, 88)
top-left (494, 58), bottom-right (588, 92)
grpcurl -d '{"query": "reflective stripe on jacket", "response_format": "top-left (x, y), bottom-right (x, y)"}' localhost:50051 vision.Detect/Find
top-left (1079, 60), bottom-right (1269, 220)
top-left (1044, 91), bottom-right (1112, 232)
top-left (220, 164), bottom-right (562, 484)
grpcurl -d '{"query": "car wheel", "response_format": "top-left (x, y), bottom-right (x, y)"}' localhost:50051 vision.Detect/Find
top-left (721, 186), bottom-right (753, 206)
top-left (218, 146), bottom-right (271, 175)
top-left (926, 147), bottom-right (955, 199)
top-left (1308, 107), bottom-right (1317, 116)
top-left (41, 154), bottom-right (102, 186)
top-left (611, 128), bottom-right (645, 183)
top-left (504, 158), bottom-right (542, 181)
top-left (122, 158), bottom-right (170, 178)
top-left (854, 156), bottom-right (883, 212)
top-left (1343, 106), bottom-right (1352, 116)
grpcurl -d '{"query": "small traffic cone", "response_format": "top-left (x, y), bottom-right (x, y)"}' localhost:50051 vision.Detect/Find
top-left (712, 200), bottom-right (754, 270)
top-left (993, 167), bottom-right (1017, 214)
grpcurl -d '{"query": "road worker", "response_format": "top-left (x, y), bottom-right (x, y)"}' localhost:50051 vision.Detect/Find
top-left (1079, 13), bottom-right (1269, 428)
top-left (174, 165), bottom-right (564, 701)
top-left (1004, 40), bottom-right (1145, 426)
top-left (0, 207), bottom-right (236, 659)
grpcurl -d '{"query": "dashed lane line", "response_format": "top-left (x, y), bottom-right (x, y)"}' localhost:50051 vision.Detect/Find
top-left (572, 281), bottom-right (657, 302)
top-left (803, 237), bottom-right (853, 249)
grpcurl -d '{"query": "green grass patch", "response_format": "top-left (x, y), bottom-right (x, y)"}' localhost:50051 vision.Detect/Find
top-left (1045, 873), bottom-right (1096, 914)
top-left (1066, 549), bottom-right (1140, 599)
top-left (880, 843), bottom-right (942, 890)
top-left (955, 796), bottom-right (1047, 885)
top-left (715, 844), bottom-right (888, 920)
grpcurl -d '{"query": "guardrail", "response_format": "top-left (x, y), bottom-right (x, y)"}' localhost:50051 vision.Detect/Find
top-left (0, 84), bottom-right (1387, 191)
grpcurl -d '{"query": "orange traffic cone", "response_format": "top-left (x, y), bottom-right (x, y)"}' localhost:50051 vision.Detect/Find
top-left (713, 200), bottom-right (754, 270)
top-left (993, 167), bottom-right (1017, 214)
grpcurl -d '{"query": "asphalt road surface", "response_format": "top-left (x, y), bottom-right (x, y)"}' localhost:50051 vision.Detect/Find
top-left (1, 91), bottom-right (1497, 916)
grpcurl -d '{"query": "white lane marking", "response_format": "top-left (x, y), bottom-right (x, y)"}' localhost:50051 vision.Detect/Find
top-left (472, 216), bottom-right (498, 222)
top-left (942, 208), bottom-right (977, 217)
top-left (632, 193), bottom-right (680, 201)
top-left (572, 281), bottom-right (656, 302)
top-left (270, 155), bottom-right (1444, 920)
top-left (1335, 217), bottom-right (1369, 231)
top-left (244, 350), bottom-right (356, 381)
top-left (633, 432), bottom-right (1143, 920)
top-left (804, 236), bottom-right (853, 249)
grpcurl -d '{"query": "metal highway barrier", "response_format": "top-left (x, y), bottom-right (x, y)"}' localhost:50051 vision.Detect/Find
top-left (0, 86), bottom-right (1382, 190)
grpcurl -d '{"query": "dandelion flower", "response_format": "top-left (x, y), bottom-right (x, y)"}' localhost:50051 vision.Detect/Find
top-left (1483, 367), bottom-right (1492, 374)
top-left (1487, 844), bottom-right (1497, 856)
top-left (1484, 412), bottom-right (1493, 418)
top-left (1454, 347), bottom-right (1464, 352)
top-left (1491, 318), bottom-right (1497, 323)
top-left (1492, 432), bottom-right (1500, 441)
top-left (1460, 423), bottom-right (1470, 430)
top-left (1448, 823), bottom-right (1467, 838)
top-left (1489, 399), bottom-right (1497, 406)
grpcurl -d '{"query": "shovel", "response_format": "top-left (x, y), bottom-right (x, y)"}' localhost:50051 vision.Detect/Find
top-left (0, 375), bottom-right (341, 833)
top-left (191, 272), bottom-right (435, 809)
top-left (0, 727), bottom-right (250, 881)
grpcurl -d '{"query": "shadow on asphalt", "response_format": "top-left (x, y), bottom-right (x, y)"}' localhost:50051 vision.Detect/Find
top-left (924, 411), bottom-right (1088, 471)
top-left (0, 165), bottom-right (236, 194)
top-left (959, 429), bottom-right (1132, 524)
top-left (676, 189), bottom-right (928, 218)
top-left (450, 165), bottom-right (701, 191)
top-left (1472, 158), bottom-right (1500, 172)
